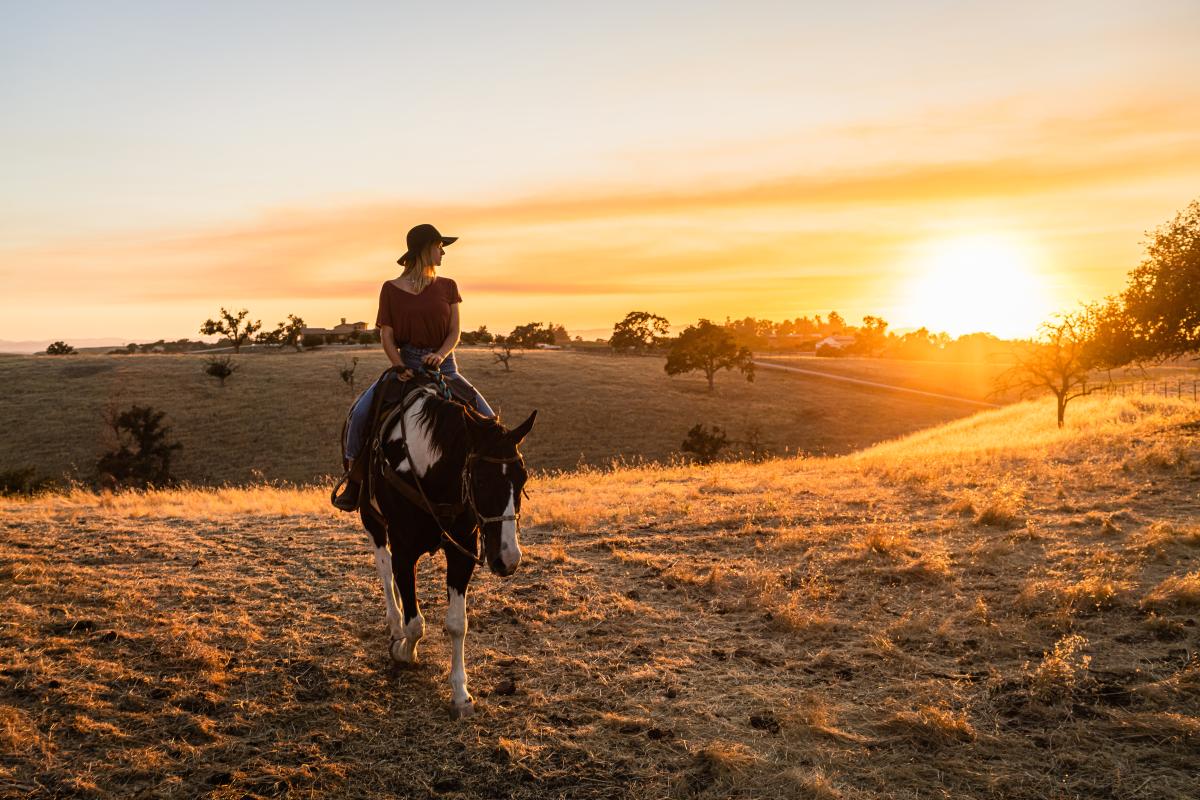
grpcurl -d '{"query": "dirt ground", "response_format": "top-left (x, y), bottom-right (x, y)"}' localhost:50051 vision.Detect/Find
top-left (2, 395), bottom-right (1199, 798)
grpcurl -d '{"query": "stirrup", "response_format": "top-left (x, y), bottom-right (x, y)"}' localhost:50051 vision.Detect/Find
top-left (330, 472), bottom-right (358, 511)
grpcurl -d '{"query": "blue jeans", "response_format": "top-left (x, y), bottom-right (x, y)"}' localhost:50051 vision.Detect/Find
top-left (344, 346), bottom-right (495, 461)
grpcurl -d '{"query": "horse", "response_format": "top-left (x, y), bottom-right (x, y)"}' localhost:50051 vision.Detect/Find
top-left (353, 378), bottom-right (535, 719)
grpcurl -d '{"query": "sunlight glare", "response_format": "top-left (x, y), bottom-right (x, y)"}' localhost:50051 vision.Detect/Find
top-left (900, 235), bottom-right (1053, 339)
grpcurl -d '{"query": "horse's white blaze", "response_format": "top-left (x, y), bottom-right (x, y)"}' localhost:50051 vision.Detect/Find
top-left (386, 393), bottom-right (440, 477)
top-left (372, 545), bottom-right (403, 640)
top-left (499, 486), bottom-right (521, 572)
top-left (445, 587), bottom-right (471, 709)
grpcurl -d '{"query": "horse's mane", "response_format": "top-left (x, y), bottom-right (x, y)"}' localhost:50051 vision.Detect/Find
top-left (415, 389), bottom-right (504, 459)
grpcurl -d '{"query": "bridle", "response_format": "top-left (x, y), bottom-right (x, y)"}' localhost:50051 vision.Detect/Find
top-left (462, 452), bottom-right (524, 528)
top-left (393, 392), bottom-right (525, 567)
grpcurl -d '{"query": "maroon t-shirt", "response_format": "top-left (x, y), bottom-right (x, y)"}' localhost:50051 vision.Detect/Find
top-left (375, 277), bottom-right (462, 349)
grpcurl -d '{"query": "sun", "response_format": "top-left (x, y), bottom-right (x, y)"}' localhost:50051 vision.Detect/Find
top-left (898, 234), bottom-right (1055, 340)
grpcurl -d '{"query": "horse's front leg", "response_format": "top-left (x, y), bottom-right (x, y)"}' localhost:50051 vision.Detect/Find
top-left (361, 515), bottom-right (405, 651)
top-left (445, 550), bottom-right (476, 719)
top-left (391, 552), bottom-right (424, 665)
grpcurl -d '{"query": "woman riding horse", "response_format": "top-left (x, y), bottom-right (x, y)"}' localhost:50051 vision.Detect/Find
top-left (333, 223), bottom-right (495, 510)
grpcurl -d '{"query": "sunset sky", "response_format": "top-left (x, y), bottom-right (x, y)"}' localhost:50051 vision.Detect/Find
top-left (3, 1), bottom-right (1199, 346)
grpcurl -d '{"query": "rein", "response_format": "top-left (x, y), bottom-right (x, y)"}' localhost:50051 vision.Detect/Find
top-left (388, 388), bottom-right (522, 566)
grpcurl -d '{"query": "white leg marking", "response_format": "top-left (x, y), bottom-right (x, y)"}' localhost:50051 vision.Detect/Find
top-left (445, 586), bottom-right (473, 718)
top-left (499, 487), bottom-right (522, 573)
top-left (386, 394), bottom-right (441, 477)
top-left (372, 545), bottom-right (404, 642)
top-left (394, 610), bottom-right (425, 664)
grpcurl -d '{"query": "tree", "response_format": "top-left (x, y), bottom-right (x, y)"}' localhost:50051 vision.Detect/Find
top-left (506, 322), bottom-right (556, 349)
top-left (1120, 199), bottom-right (1200, 361)
top-left (852, 315), bottom-right (889, 355)
top-left (257, 314), bottom-right (305, 350)
top-left (461, 325), bottom-right (494, 345)
top-left (826, 311), bottom-right (846, 334)
top-left (610, 311), bottom-right (670, 354)
top-left (203, 356), bottom-right (239, 387)
top-left (681, 423), bottom-right (729, 464)
top-left (96, 405), bottom-right (182, 488)
top-left (200, 308), bottom-right (261, 353)
top-left (664, 319), bottom-right (755, 391)
top-left (724, 317), bottom-right (773, 350)
top-left (549, 323), bottom-right (571, 345)
top-left (995, 309), bottom-right (1102, 428)
top-left (492, 336), bottom-right (517, 371)
top-left (255, 327), bottom-right (283, 346)
top-left (45, 341), bottom-right (75, 355)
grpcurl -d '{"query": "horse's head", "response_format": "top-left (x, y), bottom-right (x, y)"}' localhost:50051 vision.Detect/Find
top-left (464, 410), bottom-right (537, 577)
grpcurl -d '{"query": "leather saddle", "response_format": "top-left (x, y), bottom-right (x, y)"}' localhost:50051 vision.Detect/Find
top-left (342, 366), bottom-right (471, 522)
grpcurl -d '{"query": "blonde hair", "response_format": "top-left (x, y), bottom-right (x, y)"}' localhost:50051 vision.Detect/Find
top-left (399, 242), bottom-right (439, 293)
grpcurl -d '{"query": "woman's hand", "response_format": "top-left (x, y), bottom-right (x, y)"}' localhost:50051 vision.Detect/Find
top-left (422, 352), bottom-right (445, 369)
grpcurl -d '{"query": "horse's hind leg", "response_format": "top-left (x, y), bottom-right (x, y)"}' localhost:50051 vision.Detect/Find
top-left (361, 513), bottom-right (405, 656)
top-left (445, 551), bottom-right (477, 719)
top-left (391, 552), bottom-right (425, 665)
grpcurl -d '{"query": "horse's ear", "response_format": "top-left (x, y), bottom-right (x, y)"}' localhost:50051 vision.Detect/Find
top-left (506, 410), bottom-right (537, 445)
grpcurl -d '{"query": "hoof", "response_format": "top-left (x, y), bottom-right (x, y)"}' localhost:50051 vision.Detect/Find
top-left (449, 699), bottom-right (475, 720)
top-left (389, 638), bottom-right (417, 664)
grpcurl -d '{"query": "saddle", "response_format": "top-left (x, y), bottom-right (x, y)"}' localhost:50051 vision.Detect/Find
top-left (343, 366), bottom-right (472, 525)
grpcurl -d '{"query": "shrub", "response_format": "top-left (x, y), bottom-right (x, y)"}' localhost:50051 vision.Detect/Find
top-left (0, 468), bottom-right (55, 497)
top-left (203, 356), bottom-right (239, 387)
top-left (681, 423), bottom-right (729, 464)
top-left (339, 357), bottom-right (359, 392)
top-left (96, 405), bottom-right (182, 489)
top-left (302, 334), bottom-right (325, 350)
top-left (1028, 633), bottom-right (1092, 702)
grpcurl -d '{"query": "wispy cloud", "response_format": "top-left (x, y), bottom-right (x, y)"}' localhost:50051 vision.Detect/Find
top-left (3, 95), bottom-right (1198, 338)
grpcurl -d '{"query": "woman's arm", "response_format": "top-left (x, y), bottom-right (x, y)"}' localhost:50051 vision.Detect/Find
top-left (380, 324), bottom-right (404, 368)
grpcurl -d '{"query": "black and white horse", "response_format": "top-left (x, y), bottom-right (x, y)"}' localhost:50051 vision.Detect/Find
top-left (357, 383), bottom-right (535, 719)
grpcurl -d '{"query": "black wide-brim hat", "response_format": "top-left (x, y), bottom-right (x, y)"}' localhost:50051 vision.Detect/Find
top-left (398, 223), bottom-right (457, 266)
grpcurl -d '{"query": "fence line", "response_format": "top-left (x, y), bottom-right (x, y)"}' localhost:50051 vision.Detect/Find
top-left (1099, 380), bottom-right (1199, 401)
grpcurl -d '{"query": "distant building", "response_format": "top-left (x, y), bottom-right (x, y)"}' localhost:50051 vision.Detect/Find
top-left (816, 335), bottom-right (856, 350)
top-left (534, 343), bottom-right (563, 350)
top-left (301, 318), bottom-right (369, 343)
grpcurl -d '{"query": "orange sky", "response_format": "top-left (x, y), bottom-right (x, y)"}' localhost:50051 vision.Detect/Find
top-left (2, 3), bottom-right (1199, 344)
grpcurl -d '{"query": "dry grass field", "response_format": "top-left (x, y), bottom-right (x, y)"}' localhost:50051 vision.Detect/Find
top-left (755, 353), bottom-right (1200, 405)
top-left (754, 354), bottom-right (1015, 403)
top-left (0, 349), bottom-right (980, 486)
top-left (3, 394), bottom-right (1198, 798)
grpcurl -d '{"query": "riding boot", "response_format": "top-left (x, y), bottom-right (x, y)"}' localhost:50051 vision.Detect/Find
top-left (331, 467), bottom-right (362, 512)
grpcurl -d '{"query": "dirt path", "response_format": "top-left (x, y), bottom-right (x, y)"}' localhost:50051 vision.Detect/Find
top-left (754, 359), bottom-right (1000, 408)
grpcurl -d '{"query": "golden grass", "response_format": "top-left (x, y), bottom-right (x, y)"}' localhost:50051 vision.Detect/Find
top-left (1142, 572), bottom-right (1200, 610)
top-left (2, 394), bottom-right (1199, 797)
